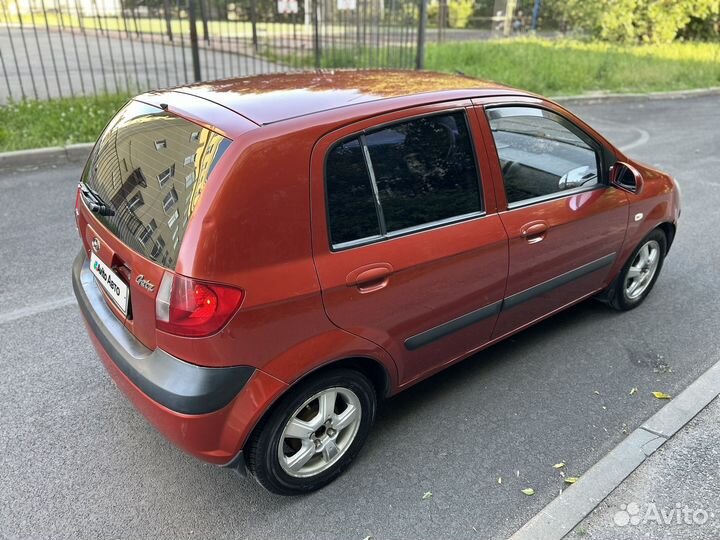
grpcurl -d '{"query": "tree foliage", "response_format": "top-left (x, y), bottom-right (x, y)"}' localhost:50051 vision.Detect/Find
top-left (546, 0), bottom-right (720, 43)
top-left (428, 0), bottom-right (476, 28)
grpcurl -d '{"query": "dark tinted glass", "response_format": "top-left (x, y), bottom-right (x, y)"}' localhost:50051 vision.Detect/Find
top-left (365, 111), bottom-right (482, 232)
top-left (81, 100), bottom-right (231, 269)
top-left (487, 107), bottom-right (599, 205)
top-left (326, 138), bottom-right (381, 246)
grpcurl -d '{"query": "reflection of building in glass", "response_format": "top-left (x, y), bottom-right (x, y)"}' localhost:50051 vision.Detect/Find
top-left (82, 101), bottom-right (230, 269)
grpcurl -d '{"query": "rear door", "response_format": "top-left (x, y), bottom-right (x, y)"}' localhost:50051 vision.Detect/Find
top-left (310, 102), bottom-right (509, 386)
top-left (476, 102), bottom-right (629, 338)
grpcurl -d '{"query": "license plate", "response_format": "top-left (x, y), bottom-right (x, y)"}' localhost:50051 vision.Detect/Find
top-left (90, 252), bottom-right (129, 315)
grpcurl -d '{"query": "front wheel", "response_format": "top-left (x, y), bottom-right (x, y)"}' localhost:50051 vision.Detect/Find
top-left (246, 369), bottom-right (376, 495)
top-left (608, 229), bottom-right (667, 311)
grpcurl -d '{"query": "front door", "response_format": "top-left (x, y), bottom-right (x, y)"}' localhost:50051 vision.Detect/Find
top-left (310, 103), bottom-right (508, 386)
top-left (480, 104), bottom-right (629, 338)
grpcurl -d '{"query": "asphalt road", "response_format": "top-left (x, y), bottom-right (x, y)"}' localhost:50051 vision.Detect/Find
top-left (1, 27), bottom-right (281, 103)
top-left (1, 94), bottom-right (719, 540)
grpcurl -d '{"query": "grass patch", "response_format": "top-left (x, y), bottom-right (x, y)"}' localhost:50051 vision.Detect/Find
top-left (426, 38), bottom-right (720, 96)
top-left (0, 94), bottom-right (130, 152)
top-left (1, 38), bottom-right (718, 152)
top-left (263, 45), bottom-right (414, 69)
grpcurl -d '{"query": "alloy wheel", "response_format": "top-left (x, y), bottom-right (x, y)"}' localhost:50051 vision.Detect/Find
top-left (624, 239), bottom-right (661, 300)
top-left (278, 387), bottom-right (362, 478)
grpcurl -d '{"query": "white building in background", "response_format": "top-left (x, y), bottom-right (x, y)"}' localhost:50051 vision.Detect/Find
top-left (8, 0), bottom-right (123, 16)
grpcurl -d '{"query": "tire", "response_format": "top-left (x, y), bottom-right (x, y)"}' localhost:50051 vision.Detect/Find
top-left (607, 229), bottom-right (667, 311)
top-left (246, 369), bottom-right (376, 495)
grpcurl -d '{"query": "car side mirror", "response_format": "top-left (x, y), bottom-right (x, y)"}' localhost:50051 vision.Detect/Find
top-left (610, 161), bottom-right (643, 194)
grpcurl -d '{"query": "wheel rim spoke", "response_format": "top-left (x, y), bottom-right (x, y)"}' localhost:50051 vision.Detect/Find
top-left (285, 439), bottom-right (316, 472)
top-left (626, 266), bottom-right (642, 279)
top-left (322, 440), bottom-right (339, 462)
top-left (317, 390), bottom-right (337, 422)
top-left (333, 404), bottom-right (359, 432)
top-left (284, 417), bottom-right (315, 439)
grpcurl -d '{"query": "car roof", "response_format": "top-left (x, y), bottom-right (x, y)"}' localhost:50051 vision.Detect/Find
top-left (150, 70), bottom-right (528, 126)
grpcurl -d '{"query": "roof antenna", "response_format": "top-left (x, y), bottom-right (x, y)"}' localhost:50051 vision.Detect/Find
top-left (160, 103), bottom-right (169, 110)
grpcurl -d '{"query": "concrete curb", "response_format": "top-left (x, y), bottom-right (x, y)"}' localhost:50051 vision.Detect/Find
top-left (0, 143), bottom-right (93, 171)
top-left (553, 86), bottom-right (720, 105)
top-left (509, 358), bottom-right (720, 540)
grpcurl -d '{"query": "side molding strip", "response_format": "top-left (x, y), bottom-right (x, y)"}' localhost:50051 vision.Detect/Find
top-left (502, 253), bottom-right (616, 311)
top-left (404, 300), bottom-right (503, 351)
top-left (403, 253), bottom-right (617, 351)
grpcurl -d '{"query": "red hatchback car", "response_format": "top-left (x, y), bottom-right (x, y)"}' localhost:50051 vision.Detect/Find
top-left (73, 70), bottom-right (680, 494)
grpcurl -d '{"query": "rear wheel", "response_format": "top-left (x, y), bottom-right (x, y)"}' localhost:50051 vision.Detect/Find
top-left (608, 229), bottom-right (667, 311)
top-left (246, 369), bottom-right (376, 495)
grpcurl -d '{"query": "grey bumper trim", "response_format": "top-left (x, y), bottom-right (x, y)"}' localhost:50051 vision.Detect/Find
top-left (72, 249), bottom-right (254, 415)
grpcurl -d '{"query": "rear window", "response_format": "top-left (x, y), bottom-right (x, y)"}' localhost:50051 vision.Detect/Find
top-left (81, 100), bottom-right (231, 268)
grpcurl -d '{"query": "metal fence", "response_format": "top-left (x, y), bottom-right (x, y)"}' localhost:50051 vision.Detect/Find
top-left (0, 0), bottom-right (424, 102)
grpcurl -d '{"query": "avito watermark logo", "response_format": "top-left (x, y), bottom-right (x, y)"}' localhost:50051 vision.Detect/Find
top-left (613, 502), bottom-right (716, 527)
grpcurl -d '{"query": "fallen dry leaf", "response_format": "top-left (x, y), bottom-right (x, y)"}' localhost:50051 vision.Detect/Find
top-left (553, 462), bottom-right (565, 469)
top-left (630, 387), bottom-right (638, 395)
top-left (652, 391), bottom-right (672, 400)
top-left (521, 488), bottom-right (535, 496)
top-left (564, 477), bottom-right (579, 484)
top-left (498, 477), bottom-right (502, 484)
top-left (422, 491), bottom-right (433, 500)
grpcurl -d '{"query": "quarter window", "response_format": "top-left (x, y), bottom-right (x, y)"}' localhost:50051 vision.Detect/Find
top-left (326, 138), bottom-right (382, 246)
top-left (325, 111), bottom-right (483, 249)
top-left (487, 107), bottom-right (600, 206)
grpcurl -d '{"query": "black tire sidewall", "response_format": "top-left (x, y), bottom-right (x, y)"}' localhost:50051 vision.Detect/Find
top-left (248, 369), bottom-right (376, 495)
top-left (613, 229), bottom-right (667, 310)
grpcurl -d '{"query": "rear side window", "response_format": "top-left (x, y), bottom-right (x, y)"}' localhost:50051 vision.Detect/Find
top-left (81, 100), bottom-right (231, 268)
top-left (325, 111), bottom-right (483, 249)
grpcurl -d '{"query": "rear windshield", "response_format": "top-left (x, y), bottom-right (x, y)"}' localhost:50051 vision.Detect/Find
top-left (81, 100), bottom-right (231, 269)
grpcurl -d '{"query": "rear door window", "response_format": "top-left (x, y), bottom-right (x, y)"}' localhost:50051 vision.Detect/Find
top-left (325, 111), bottom-right (483, 249)
top-left (81, 100), bottom-right (231, 269)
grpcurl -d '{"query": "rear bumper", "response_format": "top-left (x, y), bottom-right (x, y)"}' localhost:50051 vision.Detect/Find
top-left (72, 249), bottom-right (288, 465)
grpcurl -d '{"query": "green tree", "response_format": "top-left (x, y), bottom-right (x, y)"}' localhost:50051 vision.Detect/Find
top-left (546, 0), bottom-right (720, 43)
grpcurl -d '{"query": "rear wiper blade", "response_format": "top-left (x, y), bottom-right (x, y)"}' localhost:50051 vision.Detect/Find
top-left (79, 183), bottom-right (115, 217)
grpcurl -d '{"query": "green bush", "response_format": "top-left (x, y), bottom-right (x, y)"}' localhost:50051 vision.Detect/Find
top-left (546, 0), bottom-right (720, 43)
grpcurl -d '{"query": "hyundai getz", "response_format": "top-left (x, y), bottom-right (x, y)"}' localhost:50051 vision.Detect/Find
top-left (72, 70), bottom-right (680, 495)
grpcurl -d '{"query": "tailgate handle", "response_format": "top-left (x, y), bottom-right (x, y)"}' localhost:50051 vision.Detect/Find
top-left (346, 263), bottom-right (393, 293)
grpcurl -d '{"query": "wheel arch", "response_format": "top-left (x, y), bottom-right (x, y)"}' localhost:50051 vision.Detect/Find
top-left (657, 221), bottom-right (676, 252)
top-left (239, 355), bottom-right (391, 459)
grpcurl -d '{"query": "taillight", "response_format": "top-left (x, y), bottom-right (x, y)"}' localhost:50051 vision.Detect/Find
top-left (155, 272), bottom-right (244, 337)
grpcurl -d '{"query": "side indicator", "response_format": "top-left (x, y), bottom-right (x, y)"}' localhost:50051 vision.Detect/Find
top-left (634, 213), bottom-right (644, 222)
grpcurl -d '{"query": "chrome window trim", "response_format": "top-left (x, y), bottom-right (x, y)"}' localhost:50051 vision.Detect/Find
top-left (505, 184), bottom-right (607, 211)
top-left (331, 210), bottom-right (487, 252)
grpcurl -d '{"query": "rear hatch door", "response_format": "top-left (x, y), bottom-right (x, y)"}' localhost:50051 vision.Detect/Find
top-left (78, 100), bottom-right (232, 349)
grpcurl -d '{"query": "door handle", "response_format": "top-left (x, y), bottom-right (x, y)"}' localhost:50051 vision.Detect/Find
top-left (346, 263), bottom-right (393, 293)
top-left (520, 221), bottom-right (548, 244)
